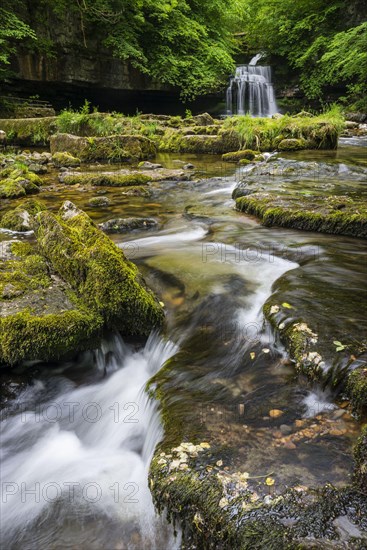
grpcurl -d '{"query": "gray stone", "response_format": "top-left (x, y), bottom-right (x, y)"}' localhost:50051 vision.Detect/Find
top-left (99, 217), bottom-right (158, 234)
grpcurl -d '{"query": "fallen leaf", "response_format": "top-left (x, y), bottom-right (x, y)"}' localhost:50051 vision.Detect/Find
top-left (265, 477), bottom-right (275, 486)
top-left (282, 302), bottom-right (293, 309)
top-left (250, 352), bottom-right (256, 360)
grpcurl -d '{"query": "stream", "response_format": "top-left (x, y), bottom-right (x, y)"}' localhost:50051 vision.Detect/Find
top-left (0, 138), bottom-right (366, 548)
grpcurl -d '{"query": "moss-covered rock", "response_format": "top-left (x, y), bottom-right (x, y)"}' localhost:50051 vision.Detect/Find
top-left (33, 201), bottom-right (164, 334)
top-left (88, 196), bottom-right (111, 207)
top-left (99, 217), bottom-right (158, 233)
top-left (61, 172), bottom-right (151, 187)
top-left (222, 149), bottom-right (257, 162)
top-left (0, 199), bottom-right (46, 231)
top-left (52, 151), bottom-right (81, 167)
top-left (50, 133), bottom-right (156, 162)
top-left (0, 239), bottom-right (103, 366)
top-left (263, 301), bottom-right (367, 417)
top-left (353, 425), bottom-right (367, 494)
top-left (0, 117), bottom-right (57, 145)
top-left (0, 164), bottom-right (42, 199)
top-left (347, 368), bottom-right (367, 417)
top-left (235, 192), bottom-right (367, 238)
top-left (277, 138), bottom-right (307, 151)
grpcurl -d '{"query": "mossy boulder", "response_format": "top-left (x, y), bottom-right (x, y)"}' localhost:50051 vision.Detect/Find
top-left (235, 192), bottom-right (367, 238)
top-left (52, 151), bottom-right (81, 167)
top-left (0, 239), bottom-right (103, 366)
top-left (0, 164), bottom-right (42, 199)
top-left (0, 117), bottom-right (57, 145)
top-left (0, 199), bottom-right (46, 231)
top-left (347, 368), bottom-right (367, 417)
top-left (61, 172), bottom-right (151, 187)
top-left (33, 201), bottom-right (164, 334)
top-left (222, 149), bottom-right (257, 162)
top-left (158, 130), bottom-right (241, 154)
top-left (353, 425), bottom-right (367, 493)
top-left (88, 196), bottom-right (111, 207)
top-left (277, 138), bottom-right (307, 151)
top-left (50, 133), bottom-right (156, 162)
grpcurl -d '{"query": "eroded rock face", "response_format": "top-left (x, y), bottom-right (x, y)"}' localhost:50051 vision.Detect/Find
top-left (50, 133), bottom-right (156, 162)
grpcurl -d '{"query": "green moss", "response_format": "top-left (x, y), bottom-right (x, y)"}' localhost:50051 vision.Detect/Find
top-left (50, 133), bottom-right (157, 162)
top-left (223, 108), bottom-right (344, 150)
top-left (347, 369), bottom-right (367, 417)
top-left (0, 117), bottom-right (57, 145)
top-left (235, 193), bottom-right (367, 238)
top-left (0, 253), bottom-right (50, 297)
top-left (0, 308), bottom-right (103, 366)
top-left (0, 199), bottom-right (46, 231)
top-left (33, 204), bottom-right (164, 335)
top-left (222, 149), bottom-right (257, 162)
top-left (0, 178), bottom-right (27, 199)
top-left (353, 425), bottom-right (367, 493)
top-left (277, 138), bottom-right (307, 151)
top-left (52, 152), bottom-right (81, 167)
top-left (0, 164), bottom-right (42, 200)
top-left (62, 173), bottom-right (151, 187)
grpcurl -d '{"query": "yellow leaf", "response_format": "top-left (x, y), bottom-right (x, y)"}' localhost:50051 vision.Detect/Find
top-left (250, 352), bottom-right (256, 360)
top-left (282, 302), bottom-right (293, 309)
top-left (200, 442), bottom-right (211, 449)
top-left (265, 477), bottom-right (275, 486)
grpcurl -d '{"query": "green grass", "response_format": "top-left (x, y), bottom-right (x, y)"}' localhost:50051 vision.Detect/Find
top-left (223, 104), bottom-right (345, 149)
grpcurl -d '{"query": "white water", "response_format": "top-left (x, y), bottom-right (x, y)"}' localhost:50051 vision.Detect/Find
top-left (226, 55), bottom-right (278, 117)
top-left (0, 333), bottom-right (180, 549)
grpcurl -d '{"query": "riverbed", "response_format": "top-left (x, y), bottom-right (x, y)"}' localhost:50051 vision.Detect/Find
top-left (1, 138), bottom-right (366, 548)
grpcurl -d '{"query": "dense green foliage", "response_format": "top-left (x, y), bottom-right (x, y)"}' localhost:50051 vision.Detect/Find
top-left (2, 0), bottom-right (243, 98)
top-left (1, 0), bottom-right (366, 105)
top-left (0, 2), bottom-right (36, 79)
top-left (240, 0), bottom-right (367, 108)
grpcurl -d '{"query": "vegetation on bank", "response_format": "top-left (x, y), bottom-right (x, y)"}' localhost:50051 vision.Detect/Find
top-left (0, 106), bottom-right (345, 154)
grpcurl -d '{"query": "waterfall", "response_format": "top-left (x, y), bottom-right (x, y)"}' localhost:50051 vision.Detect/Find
top-left (226, 55), bottom-right (278, 117)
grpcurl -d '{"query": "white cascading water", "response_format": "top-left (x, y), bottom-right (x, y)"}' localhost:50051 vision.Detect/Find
top-left (0, 333), bottom-right (180, 549)
top-left (226, 54), bottom-right (278, 117)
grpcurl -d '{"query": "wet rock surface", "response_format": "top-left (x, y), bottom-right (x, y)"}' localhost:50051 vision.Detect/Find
top-left (99, 217), bottom-right (158, 233)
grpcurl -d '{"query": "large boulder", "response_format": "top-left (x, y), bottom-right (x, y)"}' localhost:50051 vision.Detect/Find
top-left (33, 201), bottom-right (164, 334)
top-left (0, 199), bottom-right (46, 231)
top-left (0, 201), bottom-right (164, 366)
top-left (0, 239), bottom-right (103, 366)
top-left (50, 133), bottom-right (156, 162)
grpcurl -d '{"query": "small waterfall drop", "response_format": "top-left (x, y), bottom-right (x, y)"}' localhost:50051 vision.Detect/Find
top-left (226, 54), bottom-right (278, 117)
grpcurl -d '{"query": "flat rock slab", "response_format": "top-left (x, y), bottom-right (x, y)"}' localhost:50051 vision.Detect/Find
top-left (235, 192), bottom-right (367, 238)
top-left (59, 168), bottom-right (187, 186)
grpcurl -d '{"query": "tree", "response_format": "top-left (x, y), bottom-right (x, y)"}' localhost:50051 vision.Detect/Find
top-left (0, 5), bottom-right (36, 79)
top-left (239, 0), bottom-right (367, 107)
